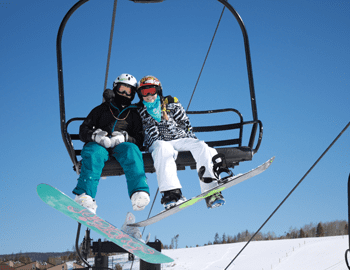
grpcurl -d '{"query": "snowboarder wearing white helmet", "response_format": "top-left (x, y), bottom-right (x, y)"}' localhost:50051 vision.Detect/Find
top-left (72, 73), bottom-right (150, 214)
top-left (137, 75), bottom-right (225, 210)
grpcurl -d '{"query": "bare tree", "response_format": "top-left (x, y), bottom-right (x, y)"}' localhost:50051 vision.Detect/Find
top-left (169, 234), bottom-right (179, 249)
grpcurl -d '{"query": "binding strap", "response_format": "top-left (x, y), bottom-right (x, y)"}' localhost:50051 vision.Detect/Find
top-left (198, 153), bottom-right (233, 183)
top-left (212, 153), bottom-right (233, 179)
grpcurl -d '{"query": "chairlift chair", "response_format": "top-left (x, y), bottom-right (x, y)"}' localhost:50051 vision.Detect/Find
top-left (57, 0), bottom-right (263, 177)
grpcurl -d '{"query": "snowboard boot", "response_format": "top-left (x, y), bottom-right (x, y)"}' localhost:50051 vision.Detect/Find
top-left (131, 191), bottom-right (150, 211)
top-left (205, 192), bottom-right (225, 209)
top-left (74, 193), bottom-right (98, 214)
top-left (161, 189), bottom-right (187, 210)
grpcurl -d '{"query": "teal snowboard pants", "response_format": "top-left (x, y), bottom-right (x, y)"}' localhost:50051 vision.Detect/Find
top-left (72, 142), bottom-right (149, 199)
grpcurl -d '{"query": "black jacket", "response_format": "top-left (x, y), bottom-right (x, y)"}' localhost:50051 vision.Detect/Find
top-left (79, 101), bottom-right (144, 150)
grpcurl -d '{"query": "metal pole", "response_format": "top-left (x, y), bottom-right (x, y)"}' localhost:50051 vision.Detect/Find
top-left (217, 0), bottom-right (259, 149)
top-left (57, 0), bottom-right (90, 166)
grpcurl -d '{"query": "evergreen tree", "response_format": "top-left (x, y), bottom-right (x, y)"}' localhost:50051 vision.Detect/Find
top-left (222, 233), bottom-right (227, 244)
top-left (345, 223), bottom-right (348, 235)
top-left (244, 230), bottom-right (250, 241)
top-left (214, 233), bottom-right (220, 244)
top-left (316, 222), bottom-right (325, 237)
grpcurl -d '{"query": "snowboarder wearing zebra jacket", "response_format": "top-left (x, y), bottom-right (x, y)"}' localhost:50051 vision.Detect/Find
top-left (136, 75), bottom-right (225, 210)
top-left (72, 73), bottom-right (150, 214)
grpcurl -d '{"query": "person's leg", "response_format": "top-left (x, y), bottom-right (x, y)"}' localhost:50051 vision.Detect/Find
top-left (112, 142), bottom-right (149, 197)
top-left (149, 140), bottom-right (181, 192)
top-left (149, 140), bottom-right (186, 209)
top-left (72, 142), bottom-right (108, 198)
top-left (72, 142), bottom-right (108, 213)
top-left (172, 138), bottom-right (218, 192)
top-left (172, 138), bottom-right (225, 208)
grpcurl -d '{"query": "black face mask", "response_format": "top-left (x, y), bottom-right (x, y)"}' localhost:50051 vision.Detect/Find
top-left (114, 92), bottom-right (132, 108)
top-left (112, 84), bottom-right (135, 108)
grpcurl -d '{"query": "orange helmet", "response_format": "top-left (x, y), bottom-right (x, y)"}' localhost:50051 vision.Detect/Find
top-left (138, 75), bottom-right (163, 99)
top-left (138, 75), bottom-right (162, 89)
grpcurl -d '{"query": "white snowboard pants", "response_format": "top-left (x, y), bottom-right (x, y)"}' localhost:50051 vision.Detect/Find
top-left (149, 138), bottom-right (219, 193)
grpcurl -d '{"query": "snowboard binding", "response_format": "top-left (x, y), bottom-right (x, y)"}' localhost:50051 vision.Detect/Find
top-left (198, 153), bottom-right (233, 183)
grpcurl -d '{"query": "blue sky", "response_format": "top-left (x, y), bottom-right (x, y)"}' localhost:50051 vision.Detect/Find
top-left (1, 0), bottom-right (349, 255)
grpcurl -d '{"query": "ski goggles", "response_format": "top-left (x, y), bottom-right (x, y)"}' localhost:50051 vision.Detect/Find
top-left (115, 84), bottom-right (133, 97)
top-left (139, 86), bottom-right (157, 97)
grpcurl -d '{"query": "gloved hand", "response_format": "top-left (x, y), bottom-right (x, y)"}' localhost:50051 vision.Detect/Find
top-left (110, 131), bottom-right (125, 148)
top-left (92, 129), bottom-right (111, 148)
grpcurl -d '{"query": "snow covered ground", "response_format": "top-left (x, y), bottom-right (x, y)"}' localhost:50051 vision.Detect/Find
top-left (84, 235), bottom-right (349, 270)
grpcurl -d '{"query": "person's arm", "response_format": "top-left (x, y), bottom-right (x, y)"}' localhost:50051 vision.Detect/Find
top-left (138, 106), bottom-right (161, 149)
top-left (128, 111), bottom-right (145, 149)
top-left (173, 102), bottom-right (195, 136)
top-left (79, 108), bottom-right (98, 143)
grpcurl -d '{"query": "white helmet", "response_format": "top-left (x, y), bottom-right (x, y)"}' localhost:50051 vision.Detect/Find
top-left (113, 73), bottom-right (137, 89)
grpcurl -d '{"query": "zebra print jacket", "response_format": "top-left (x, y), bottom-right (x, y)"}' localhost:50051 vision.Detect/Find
top-left (138, 99), bottom-right (197, 150)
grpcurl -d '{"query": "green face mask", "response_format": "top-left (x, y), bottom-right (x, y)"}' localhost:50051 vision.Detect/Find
top-left (143, 95), bottom-right (161, 122)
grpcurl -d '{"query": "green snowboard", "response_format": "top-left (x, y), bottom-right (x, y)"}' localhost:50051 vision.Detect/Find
top-left (129, 156), bottom-right (275, 227)
top-left (36, 184), bottom-right (173, 264)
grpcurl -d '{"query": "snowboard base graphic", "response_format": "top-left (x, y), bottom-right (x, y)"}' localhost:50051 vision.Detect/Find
top-left (36, 184), bottom-right (173, 264)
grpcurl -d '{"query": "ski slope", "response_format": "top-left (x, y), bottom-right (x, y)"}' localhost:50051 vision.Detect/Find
top-left (82, 235), bottom-right (348, 270)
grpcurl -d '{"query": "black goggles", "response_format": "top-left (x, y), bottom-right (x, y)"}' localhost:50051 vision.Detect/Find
top-left (114, 84), bottom-right (134, 97)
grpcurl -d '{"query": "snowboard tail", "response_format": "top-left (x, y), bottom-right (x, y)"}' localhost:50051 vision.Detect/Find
top-left (129, 157), bottom-right (275, 227)
top-left (36, 184), bottom-right (173, 264)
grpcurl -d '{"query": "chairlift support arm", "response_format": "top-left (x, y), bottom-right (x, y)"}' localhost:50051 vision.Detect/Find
top-left (57, 0), bottom-right (90, 169)
top-left (217, 0), bottom-right (259, 151)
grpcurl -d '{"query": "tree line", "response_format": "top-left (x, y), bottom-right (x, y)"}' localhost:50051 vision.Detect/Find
top-left (0, 248), bottom-right (79, 266)
top-left (207, 220), bottom-right (348, 246)
top-left (160, 220), bottom-right (348, 249)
